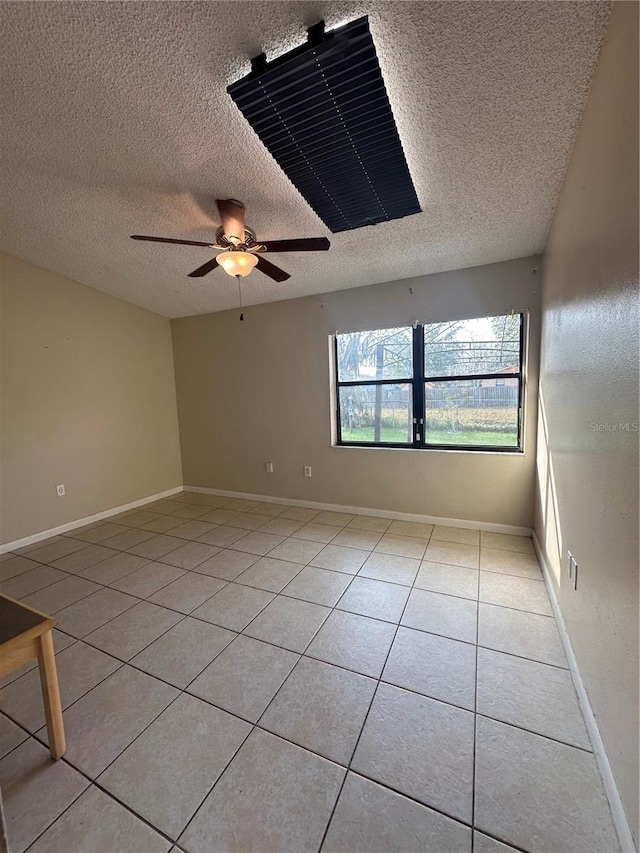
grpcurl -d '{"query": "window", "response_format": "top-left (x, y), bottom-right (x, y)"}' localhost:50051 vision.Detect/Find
top-left (334, 313), bottom-right (525, 451)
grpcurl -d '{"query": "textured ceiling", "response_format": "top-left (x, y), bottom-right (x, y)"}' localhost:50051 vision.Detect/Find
top-left (0, 1), bottom-right (610, 318)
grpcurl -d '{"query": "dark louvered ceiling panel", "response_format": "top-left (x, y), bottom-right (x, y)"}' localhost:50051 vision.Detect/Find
top-left (227, 16), bottom-right (421, 233)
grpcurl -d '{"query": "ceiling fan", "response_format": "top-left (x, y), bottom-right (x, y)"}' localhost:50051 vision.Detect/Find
top-left (131, 199), bottom-right (330, 282)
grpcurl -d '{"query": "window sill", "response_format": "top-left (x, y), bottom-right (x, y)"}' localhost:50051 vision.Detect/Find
top-left (332, 443), bottom-right (525, 455)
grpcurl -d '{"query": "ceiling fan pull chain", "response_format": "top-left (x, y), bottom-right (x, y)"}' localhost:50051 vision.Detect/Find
top-left (237, 275), bottom-right (244, 321)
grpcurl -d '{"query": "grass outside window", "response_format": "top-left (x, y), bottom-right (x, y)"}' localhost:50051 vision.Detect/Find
top-left (334, 314), bottom-right (525, 452)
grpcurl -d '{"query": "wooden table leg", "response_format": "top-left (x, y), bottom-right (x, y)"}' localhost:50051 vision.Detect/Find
top-left (37, 629), bottom-right (66, 760)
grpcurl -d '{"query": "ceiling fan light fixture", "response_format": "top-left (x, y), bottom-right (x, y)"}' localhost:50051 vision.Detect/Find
top-left (216, 250), bottom-right (258, 278)
top-left (131, 198), bottom-right (328, 281)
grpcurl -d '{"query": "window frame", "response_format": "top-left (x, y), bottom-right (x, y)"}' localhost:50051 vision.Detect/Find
top-left (334, 312), bottom-right (526, 453)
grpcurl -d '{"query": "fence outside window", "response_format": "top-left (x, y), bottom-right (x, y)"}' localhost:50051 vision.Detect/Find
top-left (334, 314), bottom-right (525, 451)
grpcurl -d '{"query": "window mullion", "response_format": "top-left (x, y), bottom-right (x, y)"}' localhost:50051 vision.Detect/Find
top-left (334, 336), bottom-right (343, 445)
top-left (412, 325), bottom-right (425, 447)
top-left (517, 312), bottom-right (526, 450)
top-left (334, 314), bottom-right (525, 451)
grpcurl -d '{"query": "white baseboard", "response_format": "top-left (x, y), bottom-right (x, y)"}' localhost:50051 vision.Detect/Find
top-left (184, 485), bottom-right (533, 536)
top-left (533, 531), bottom-right (637, 853)
top-left (0, 486), bottom-right (184, 554)
top-left (2, 483), bottom-right (532, 552)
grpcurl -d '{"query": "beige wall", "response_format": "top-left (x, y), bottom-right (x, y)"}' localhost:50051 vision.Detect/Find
top-left (0, 254), bottom-right (182, 544)
top-left (172, 255), bottom-right (541, 528)
top-left (536, 1), bottom-right (639, 843)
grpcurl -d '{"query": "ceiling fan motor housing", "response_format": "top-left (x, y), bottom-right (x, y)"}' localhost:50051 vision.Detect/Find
top-left (215, 224), bottom-right (258, 249)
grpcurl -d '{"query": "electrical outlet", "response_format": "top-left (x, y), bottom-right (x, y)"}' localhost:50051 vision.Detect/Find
top-left (304, 465), bottom-right (312, 478)
top-left (265, 462), bottom-right (274, 473)
top-left (56, 484), bottom-right (66, 497)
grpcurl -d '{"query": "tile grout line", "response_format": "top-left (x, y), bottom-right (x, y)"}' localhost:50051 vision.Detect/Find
top-left (3, 508), bottom-right (560, 852)
top-left (4, 525), bottom-right (568, 690)
top-left (237, 554), bottom-right (325, 640)
top-left (94, 531), bottom-right (348, 848)
top-left (2, 553), bottom-right (548, 621)
top-left (2, 526), bottom-right (426, 848)
top-left (5, 651), bottom-right (596, 765)
top-left (3, 605), bottom-right (192, 742)
top-left (5, 543), bottom-right (547, 606)
top-left (21, 734), bottom-right (181, 852)
top-left (316, 527), bottom-right (436, 853)
top-left (4, 511), bottom-right (540, 607)
top-left (14, 658), bottom-right (240, 851)
top-left (0, 661), bottom-right (187, 853)
top-left (30, 534), bottom-right (546, 622)
top-left (4, 625), bottom-right (594, 762)
top-left (3, 580), bottom-right (584, 844)
top-left (8, 495), bottom-right (536, 570)
top-left (174, 556), bottom-right (341, 848)
top-left (5, 530), bottom-right (369, 847)
top-left (4, 540), bottom-right (569, 716)
top-left (22, 785), bottom-right (91, 853)
top-left (52, 575), bottom-right (570, 674)
top-left (6, 536), bottom-right (544, 584)
top-left (1, 668), bottom-right (591, 853)
top-left (470, 537), bottom-right (482, 852)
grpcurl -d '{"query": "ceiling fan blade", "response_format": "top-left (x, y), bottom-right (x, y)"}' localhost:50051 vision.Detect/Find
top-left (255, 255), bottom-right (291, 282)
top-left (216, 199), bottom-right (246, 243)
top-left (259, 237), bottom-right (331, 252)
top-left (131, 235), bottom-right (213, 247)
top-left (188, 257), bottom-right (220, 278)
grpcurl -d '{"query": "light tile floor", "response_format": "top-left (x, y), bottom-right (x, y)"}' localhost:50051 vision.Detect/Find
top-left (0, 495), bottom-right (622, 853)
